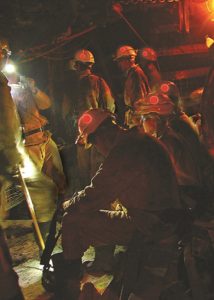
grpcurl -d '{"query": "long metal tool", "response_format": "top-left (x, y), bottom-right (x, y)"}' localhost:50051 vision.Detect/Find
top-left (112, 3), bottom-right (147, 46)
top-left (18, 166), bottom-right (45, 251)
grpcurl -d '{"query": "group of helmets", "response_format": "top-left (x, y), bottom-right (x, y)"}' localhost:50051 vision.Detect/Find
top-left (73, 46), bottom-right (138, 65)
top-left (114, 45), bottom-right (157, 62)
top-left (0, 38), bottom-right (179, 144)
top-left (75, 46), bottom-right (180, 144)
top-left (135, 81), bottom-right (180, 117)
top-left (73, 46), bottom-right (137, 65)
top-left (72, 45), bottom-right (158, 65)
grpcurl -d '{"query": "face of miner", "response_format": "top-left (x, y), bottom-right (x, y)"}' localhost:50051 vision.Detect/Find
top-left (116, 56), bottom-right (134, 73)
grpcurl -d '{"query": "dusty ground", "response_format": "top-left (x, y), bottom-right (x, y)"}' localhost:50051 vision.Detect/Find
top-left (3, 220), bottom-right (118, 300)
top-left (3, 220), bottom-right (53, 300)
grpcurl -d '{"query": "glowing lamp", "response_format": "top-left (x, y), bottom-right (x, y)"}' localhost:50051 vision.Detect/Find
top-left (3, 63), bottom-right (16, 74)
top-left (208, 0), bottom-right (214, 12)
top-left (206, 36), bottom-right (214, 48)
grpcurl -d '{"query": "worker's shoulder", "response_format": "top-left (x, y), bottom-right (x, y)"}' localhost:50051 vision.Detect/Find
top-left (87, 73), bottom-right (106, 83)
top-left (107, 132), bottom-right (169, 171)
top-left (115, 129), bottom-right (164, 155)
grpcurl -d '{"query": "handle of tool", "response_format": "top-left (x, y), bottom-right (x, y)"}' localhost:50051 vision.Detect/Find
top-left (18, 166), bottom-right (45, 250)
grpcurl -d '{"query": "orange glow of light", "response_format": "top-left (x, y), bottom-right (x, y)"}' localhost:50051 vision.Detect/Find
top-left (160, 83), bottom-right (170, 93)
top-left (208, 0), bottom-right (214, 12)
top-left (149, 95), bottom-right (159, 105)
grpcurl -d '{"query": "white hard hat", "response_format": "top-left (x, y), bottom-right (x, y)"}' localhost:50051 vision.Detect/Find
top-left (114, 45), bottom-right (137, 61)
top-left (76, 109), bottom-right (114, 146)
top-left (74, 49), bottom-right (95, 64)
top-left (135, 92), bottom-right (175, 116)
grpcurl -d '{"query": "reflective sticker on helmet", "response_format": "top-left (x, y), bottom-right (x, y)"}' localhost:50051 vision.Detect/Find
top-left (142, 50), bottom-right (148, 57)
top-left (160, 83), bottom-right (170, 93)
top-left (80, 113), bottom-right (93, 125)
top-left (149, 95), bottom-right (159, 105)
top-left (79, 52), bottom-right (86, 60)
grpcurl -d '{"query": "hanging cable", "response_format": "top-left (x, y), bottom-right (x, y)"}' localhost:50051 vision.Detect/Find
top-left (19, 25), bottom-right (97, 63)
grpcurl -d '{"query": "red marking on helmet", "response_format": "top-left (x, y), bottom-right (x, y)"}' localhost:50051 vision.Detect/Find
top-left (160, 83), bottom-right (170, 93)
top-left (142, 50), bottom-right (148, 57)
top-left (149, 95), bottom-right (159, 105)
top-left (79, 53), bottom-right (85, 59)
top-left (81, 114), bottom-right (92, 124)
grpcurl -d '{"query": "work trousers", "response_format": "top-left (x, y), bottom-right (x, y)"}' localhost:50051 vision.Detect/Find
top-left (62, 209), bottom-right (135, 260)
top-left (62, 209), bottom-right (180, 300)
top-left (26, 135), bottom-right (66, 193)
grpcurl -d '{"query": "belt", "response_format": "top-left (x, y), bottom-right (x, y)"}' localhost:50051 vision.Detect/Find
top-left (23, 127), bottom-right (45, 137)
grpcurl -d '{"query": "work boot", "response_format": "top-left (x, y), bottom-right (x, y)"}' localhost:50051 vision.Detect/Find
top-left (85, 245), bottom-right (115, 274)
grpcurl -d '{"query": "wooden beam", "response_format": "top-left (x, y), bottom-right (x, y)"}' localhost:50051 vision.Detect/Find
top-left (162, 67), bottom-right (209, 80)
top-left (158, 44), bottom-right (208, 57)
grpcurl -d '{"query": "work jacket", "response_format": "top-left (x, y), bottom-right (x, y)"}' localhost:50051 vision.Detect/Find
top-left (0, 72), bottom-right (22, 176)
top-left (65, 128), bottom-right (181, 240)
top-left (10, 83), bottom-right (51, 146)
top-left (162, 116), bottom-right (214, 213)
top-left (124, 64), bottom-right (150, 108)
top-left (63, 69), bottom-right (115, 118)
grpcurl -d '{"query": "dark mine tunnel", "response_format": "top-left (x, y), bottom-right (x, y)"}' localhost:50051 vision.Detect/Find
top-left (0, 1), bottom-right (214, 299)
